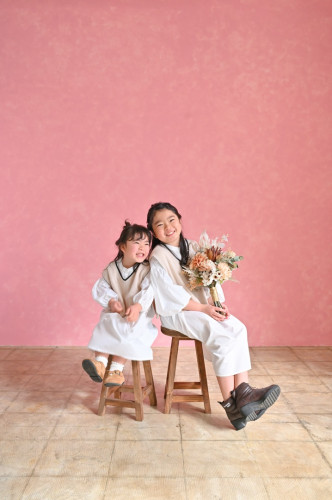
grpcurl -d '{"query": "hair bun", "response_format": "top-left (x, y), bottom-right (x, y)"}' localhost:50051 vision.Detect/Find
top-left (123, 220), bottom-right (131, 229)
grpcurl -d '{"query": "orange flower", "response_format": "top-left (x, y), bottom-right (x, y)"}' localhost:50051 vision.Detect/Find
top-left (188, 276), bottom-right (202, 290)
top-left (189, 252), bottom-right (211, 271)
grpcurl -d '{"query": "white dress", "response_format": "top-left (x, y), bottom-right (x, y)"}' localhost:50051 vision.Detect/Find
top-left (88, 260), bottom-right (158, 360)
top-left (150, 244), bottom-right (251, 377)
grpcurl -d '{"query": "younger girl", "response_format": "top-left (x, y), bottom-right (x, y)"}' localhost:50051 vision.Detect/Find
top-left (82, 222), bottom-right (157, 387)
top-left (147, 202), bottom-right (280, 431)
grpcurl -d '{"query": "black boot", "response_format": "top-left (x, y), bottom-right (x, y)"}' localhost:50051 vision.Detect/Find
top-left (219, 396), bottom-right (247, 431)
top-left (232, 382), bottom-right (281, 421)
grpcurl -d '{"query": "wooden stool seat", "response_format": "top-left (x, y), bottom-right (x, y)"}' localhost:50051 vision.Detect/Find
top-left (161, 326), bottom-right (211, 414)
top-left (98, 357), bottom-right (157, 421)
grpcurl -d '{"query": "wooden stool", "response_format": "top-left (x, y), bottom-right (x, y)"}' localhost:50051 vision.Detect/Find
top-left (98, 356), bottom-right (157, 421)
top-left (161, 326), bottom-right (211, 414)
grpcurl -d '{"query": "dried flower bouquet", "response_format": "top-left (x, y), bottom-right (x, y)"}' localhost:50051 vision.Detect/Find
top-left (183, 232), bottom-right (243, 315)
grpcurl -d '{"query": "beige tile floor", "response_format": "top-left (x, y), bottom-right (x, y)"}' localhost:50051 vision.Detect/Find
top-left (0, 346), bottom-right (331, 499)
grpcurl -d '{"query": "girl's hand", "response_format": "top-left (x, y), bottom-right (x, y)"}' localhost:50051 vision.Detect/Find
top-left (125, 303), bottom-right (142, 322)
top-left (201, 304), bottom-right (228, 322)
top-left (221, 304), bottom-right (230, 319)
top-left (109, 299), bottom-right (123, 314)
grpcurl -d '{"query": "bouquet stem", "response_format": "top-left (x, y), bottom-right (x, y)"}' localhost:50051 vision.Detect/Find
top-left (209, 286), bottom-right (225, 316)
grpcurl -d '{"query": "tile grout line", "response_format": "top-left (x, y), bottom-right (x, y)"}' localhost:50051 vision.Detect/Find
top-left (23, 373), bottom-right (80, 485)
top-left (310, 439), bottom-right (332, 475)
top-left (178, 411), bottom-right (189, 500)
top-left (102, 414), bottom-right (121, 499)
top-left (297, 356), bottom-right (329, 377)
top-left (262, 477), bottom-right (275, 500)
top-left (20, 408), bottom-right (64, 496)
top-left (318, 377), bottom-right (332, 392)
top-left (1, 346), bottom-right (331, 498)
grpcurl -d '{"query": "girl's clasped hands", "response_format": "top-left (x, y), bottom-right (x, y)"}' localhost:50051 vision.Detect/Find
top-left (108, 298), bottom-right (142, 322)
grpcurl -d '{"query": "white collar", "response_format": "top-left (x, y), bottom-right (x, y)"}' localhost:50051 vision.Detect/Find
top-left (165, 244), bottom-right (181, 258)
top-left (117, 258), bottom-right (135, 278)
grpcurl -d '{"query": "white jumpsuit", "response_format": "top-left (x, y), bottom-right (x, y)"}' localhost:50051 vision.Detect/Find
top-left (150, 243), bottom-right (251, 377)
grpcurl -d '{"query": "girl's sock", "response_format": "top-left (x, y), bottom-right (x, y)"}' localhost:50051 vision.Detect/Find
top-left (110, 361), bottom-right (125, 372)
top-left (95, 355), bottom-right (108, 368)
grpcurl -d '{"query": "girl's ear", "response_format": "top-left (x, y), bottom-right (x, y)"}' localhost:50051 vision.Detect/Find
top-left (119, 243), bottom-right (126, 254)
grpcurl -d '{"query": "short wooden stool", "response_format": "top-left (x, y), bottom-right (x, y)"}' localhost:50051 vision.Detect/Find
top-left (98, 356), bottom-right (157, 421)
top-left (161, 326), bottom-right (211, 414)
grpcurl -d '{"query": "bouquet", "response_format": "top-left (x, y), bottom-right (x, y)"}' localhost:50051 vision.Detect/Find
top-left (182, 232), bottom-right (243, 315)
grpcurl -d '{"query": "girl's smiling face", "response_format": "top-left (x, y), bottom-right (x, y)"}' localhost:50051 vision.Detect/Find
top-left (151, 209), bottom-right (182, 247)
top-left (121, 234), bottom-right (150, 268)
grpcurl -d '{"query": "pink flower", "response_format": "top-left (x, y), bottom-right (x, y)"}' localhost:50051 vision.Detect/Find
top-left (217, 262), bottom-right (232, 280)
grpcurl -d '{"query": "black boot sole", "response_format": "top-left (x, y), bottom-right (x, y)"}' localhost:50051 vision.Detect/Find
top-left (82, 359), bottom-right (103, 383)
top-left (247, 408), bottom-right (267, 422)
top-left (231, 417), bottom-right (247, 431)
top-left (241, 385), bottom-right (281, 420)
top-left (232, 407), bottom-right (267, 429)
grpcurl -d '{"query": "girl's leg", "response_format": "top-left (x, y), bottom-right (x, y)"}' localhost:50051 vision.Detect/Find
top-left (95, 351), bottom-right (109, 364)
top-left (217, 374), bottom-right (248, 431)
top-left (234, 371), bottom-right (249, 387)
top-left (82, 352), bottom-right (108, 382)
top-left (109, 354), bottom-right (127, 375)
top-left (217, 371), bottom-right (249, 401)
top-left (104, 354), bottom-right (127, 387)
top-left (111, 355), bottom-right (127, 365)
top-left (95, 352), bottom-right (127, 372)
top-left (94, 353), bottom-right (127, 365)
top-left (216, 375), bottom-right (235, 401)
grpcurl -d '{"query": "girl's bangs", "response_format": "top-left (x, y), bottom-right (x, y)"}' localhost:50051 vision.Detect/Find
top-left (129, 229), bottom-right (151, 243)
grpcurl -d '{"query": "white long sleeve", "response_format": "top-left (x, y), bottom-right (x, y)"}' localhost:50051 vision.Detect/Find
top-left (132, 273), bottom-right (154, 313)
top-left (92, 278), bottom-right (117, 308)
top-left (150, 257), bottom-right (192, 316)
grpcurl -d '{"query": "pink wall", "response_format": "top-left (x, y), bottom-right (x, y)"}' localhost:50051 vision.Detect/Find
top-left (1, 0), bottom-right (331, 347)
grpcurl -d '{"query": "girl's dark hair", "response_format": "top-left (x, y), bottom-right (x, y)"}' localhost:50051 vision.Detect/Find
top-left (114, 221), bottom-right (151, 261)
top-left (146, 202), bottom-right (189, 266)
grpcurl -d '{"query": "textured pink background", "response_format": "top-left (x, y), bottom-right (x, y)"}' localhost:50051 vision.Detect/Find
top-left (1, 0), bottom-right (331, 346)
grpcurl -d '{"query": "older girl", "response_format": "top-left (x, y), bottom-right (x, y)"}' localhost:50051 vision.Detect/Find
top-left (147, 202), bottom-right (280, 430)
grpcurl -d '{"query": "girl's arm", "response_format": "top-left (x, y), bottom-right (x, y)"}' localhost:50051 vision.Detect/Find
top-left (132, 273), bottom-right (154, 313)
top-left (183, 299), bottom-right (228, 322)
top-left (92, 278), bottom-right (122, 312)
top-left (150, 258), bottom-right (227, 321)
top-left (150, 258), bottom-right (192, 316)
top-left (125, 273), bottom-right (154, 322)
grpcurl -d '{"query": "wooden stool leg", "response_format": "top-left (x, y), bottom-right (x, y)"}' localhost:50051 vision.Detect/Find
top-left (195, 341), bottom-right (211, 414)
top-left (143, 361), bottom-right (157, 406)
top-left (164, 337), bottom-right (180, 414)
top-left (114, 387), bottom-right (122, 399)
top-left (164, 337), bottom-right (179, 399)
top-left (97, 385), bottom-right (108, 416)
top-left (97, 355), bottom-right (112, 416)
top-left (132, 361), bottom-right (144, 421)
